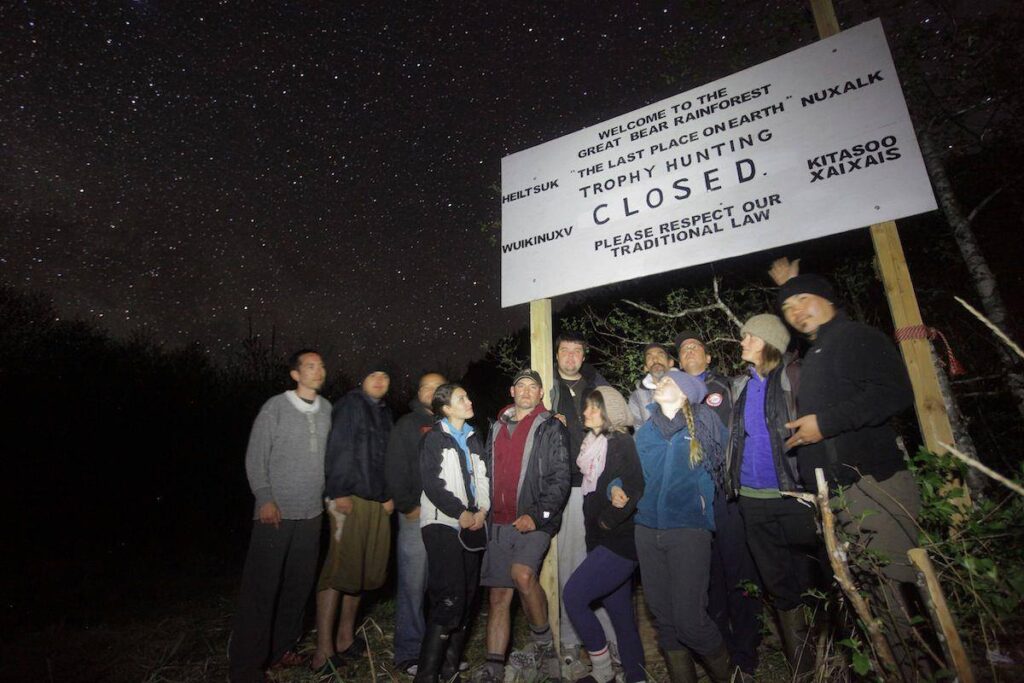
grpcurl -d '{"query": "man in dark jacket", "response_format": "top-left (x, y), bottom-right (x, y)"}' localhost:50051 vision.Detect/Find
top-left (476, 369), bottom-right (571, 683)
top-left (311, 365), bottom-right (394, 674)
top-left (548, 332), bottom-right (614, 677)
top-left (780, 274), bottom-right (922, 671)
top-left (385, 372), bottom-right (447, 675)
top-left (675, 329), bottom-right (763, 677)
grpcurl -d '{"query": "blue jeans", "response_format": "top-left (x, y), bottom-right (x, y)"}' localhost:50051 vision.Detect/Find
top-left (563, 546), bottom-right (645, 683)
top-left (393, 512), bottom-right (427, 664)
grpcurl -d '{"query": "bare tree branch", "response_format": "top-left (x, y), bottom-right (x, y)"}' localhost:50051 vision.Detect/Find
top-left (622, 277), bottom-right (744, 330)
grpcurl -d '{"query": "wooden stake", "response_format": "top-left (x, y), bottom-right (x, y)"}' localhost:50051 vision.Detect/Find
top-left (529, 298), bottom-right (561, 649)
top-left (810, 468), bottom-right (902, 679)
top-left (908, 548), bottom-right (976, 683)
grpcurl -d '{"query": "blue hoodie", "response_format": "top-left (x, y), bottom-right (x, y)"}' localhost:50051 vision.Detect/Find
top-left (634, 408), bottom-right (717, 531)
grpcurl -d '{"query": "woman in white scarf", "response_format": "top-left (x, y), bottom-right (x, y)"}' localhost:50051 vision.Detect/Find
top-left (563, 386), bottom-right (648, 683)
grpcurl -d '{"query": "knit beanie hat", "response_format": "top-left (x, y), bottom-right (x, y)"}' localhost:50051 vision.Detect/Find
top-left (644, 368), bottom-right (707, 405)
top-left (777, 274), bottom-right (836, 309)
top-left (360, 360), bottom-right (391, 382)
top-left (592, 386), bottom-right (633, 430)
top-left (741, 314), bottom-right (791, 353)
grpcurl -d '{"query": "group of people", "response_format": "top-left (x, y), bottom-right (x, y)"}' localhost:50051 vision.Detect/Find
top-left (228, 264), bottom-right (924, 683)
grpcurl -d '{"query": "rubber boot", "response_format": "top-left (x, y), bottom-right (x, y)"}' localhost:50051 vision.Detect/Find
top-left (662, 648), bottom-right (698, 683)
top-left (440, 626), bottom-right (468, 683)
top-left (777, 607), bottom-right (815, 681)
top-left (414, 624), bottom-right (449, 683)
top-left (697, 643), bottom-right (734, 683)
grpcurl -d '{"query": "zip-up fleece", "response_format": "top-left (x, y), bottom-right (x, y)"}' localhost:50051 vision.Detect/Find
top-left (634, 411), bottom-right (716, 531)
top-left (485, 406), bottom-right (571, 536)
top-left (726, 363), bottom-right (802, 498)
top-left (419, 421), bottom-right (490, 529)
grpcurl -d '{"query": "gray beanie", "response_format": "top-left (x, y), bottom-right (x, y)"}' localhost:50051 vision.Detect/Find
top-left (592, 386), bottom-right (633, 430)
top-left (741, 314), bottom-right (791, 353)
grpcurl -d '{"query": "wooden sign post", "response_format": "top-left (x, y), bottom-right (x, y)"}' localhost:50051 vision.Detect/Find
top-left (530, 298), bottom-right (562, 648)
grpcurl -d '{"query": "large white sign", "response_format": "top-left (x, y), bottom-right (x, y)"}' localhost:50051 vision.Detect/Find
top-left (500, 19), bottom-right (937, 307)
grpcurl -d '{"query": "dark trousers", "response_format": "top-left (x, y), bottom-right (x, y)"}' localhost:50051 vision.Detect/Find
top-left (635, 525), bottom-right (724, 657)
top-left (229, 516), bottom-right (321, 683)
top-left (422, 523), bottom-right (481, 629)
top-left (563, 545), bottom-right (646, 683)
top-left (708, 495), bottom-right (763, 673)
top-left (738, 496), bottom-right (822, 611)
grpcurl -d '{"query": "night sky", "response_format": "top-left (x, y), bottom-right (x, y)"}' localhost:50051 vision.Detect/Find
top-left (0, 2), bottom-right (960, 381)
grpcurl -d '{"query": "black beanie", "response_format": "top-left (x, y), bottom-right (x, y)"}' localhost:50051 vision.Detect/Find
top-left (360, 360), bottom-right (392, 382)
top-left (777, 274), bottom-right (836, 309)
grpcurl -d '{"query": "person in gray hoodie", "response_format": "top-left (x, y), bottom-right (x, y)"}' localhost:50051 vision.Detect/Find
top-left (229, 350), bottom-right (331, 683)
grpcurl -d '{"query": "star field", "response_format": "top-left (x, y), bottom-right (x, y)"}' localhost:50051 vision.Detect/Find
top-left (0, 2), bottom-right (950, 380)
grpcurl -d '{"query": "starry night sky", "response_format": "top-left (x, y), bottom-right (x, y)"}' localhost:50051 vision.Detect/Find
top-left (0, 2), bottom-right (955, 381)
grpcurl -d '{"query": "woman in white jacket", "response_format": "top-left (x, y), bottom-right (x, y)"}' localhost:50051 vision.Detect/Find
top-left (416, 383), bottom-right (490, 683)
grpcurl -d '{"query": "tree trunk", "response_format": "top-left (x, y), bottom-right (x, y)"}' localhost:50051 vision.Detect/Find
top-left (929, 345), bottom-right (987, 496)
top-left (919, 132), bottom-right (1024, 422)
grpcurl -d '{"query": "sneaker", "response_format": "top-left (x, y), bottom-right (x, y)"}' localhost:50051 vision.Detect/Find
top-left (536, 641), bottom-right (563, 681)
top-left (396, 660), bottom-right (418, 676)
top-left (562, 655), bottom-right (590, 680)
top-left (470, 663), bottom-right (504, 683)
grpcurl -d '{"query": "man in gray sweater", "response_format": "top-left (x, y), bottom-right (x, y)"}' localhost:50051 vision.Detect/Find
top-left (229, 349), bottom-right (332, 683)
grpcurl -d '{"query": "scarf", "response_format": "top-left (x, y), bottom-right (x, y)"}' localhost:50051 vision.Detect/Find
top-left (577, 431), bottom-right (608, 496)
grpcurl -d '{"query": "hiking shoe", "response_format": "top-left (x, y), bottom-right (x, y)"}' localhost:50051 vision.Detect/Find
top-left (470, 663), bottom-right (504, 683)
top-left (536, 641), bottom-right (563, 681)
top-left (562, 656), bottom-right (590, 680)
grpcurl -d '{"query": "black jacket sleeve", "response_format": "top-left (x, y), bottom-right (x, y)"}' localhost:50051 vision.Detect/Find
top-left (531, 418), bottom-right (571, 532)
top-left (419, 431), bottom-right (470, 520)
top-left (324, 396), bottom-right (360, 499)
top-left (386, 416), bottom-right (423, 513)
top-left (816, 325), bottom-right (913, 438)
top-left (597, 436), bottom-right (644, 531)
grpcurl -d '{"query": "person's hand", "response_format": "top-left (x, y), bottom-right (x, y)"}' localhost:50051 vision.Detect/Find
top-left (334, 496), bottom-right (354, 514)
top-left (610, 486), bottom-right (629, 509)
top-left (769, 257), bottom-right (800, 286)
top-left (258, 501), bottom-right (281, 528)
top-left (405, 506), bottom-right (421, 521)
top-left (471, 510), bottom-right (487, 530)
top-left (513, 514), bottom-right (536, 533)
top-left (554, 413), bottom-right (567, 427)
top-left (383, 499), bottom-right (395, 515)
top-left (458, 510), bottom-right (475, 529)
top-left (784, 415), bottom-right (823, 449)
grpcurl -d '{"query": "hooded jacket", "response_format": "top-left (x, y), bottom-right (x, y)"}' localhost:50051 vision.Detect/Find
top-left (419, 421), bottom-right (490, 529)
top-left (634, 404), bottom-right (722, 531)
top-left (550, 362), bottom-right (609, 485)
top-left (726, 362), bottom-right (802, 498)
top-left (485, 405), bottom-right (571, 536)
top-left (796, 311), bottom-right (913, 487)
top-left (324, 389), bottom-right (393, 500)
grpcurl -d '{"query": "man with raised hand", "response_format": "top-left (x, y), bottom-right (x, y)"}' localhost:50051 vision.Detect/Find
top-left (779, 273), bottom-right (921, 674)
top-left (229, 350), bottom-right (331, 683)
top-left (475, 369), bottom-right (571, 683)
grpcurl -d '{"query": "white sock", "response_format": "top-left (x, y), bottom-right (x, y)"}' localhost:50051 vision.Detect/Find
top-left (588, 645), bottom-right (615, 683)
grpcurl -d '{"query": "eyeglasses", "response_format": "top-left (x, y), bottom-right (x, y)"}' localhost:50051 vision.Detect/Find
top-left (680, 342), bottom-right (704, 352)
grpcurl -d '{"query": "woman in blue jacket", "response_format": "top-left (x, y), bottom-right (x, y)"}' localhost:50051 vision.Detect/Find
top-left (634, 369), bottom-right (731, 683)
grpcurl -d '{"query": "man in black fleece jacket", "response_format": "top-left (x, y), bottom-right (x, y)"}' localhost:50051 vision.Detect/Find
top-left (384, 372), bottom-right (447, 675)
top-left (780, 273), bottom-right (923, 673)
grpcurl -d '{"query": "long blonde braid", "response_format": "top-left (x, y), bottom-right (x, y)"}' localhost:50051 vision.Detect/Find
top-left (683, 399), bottom-right (704, 467)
